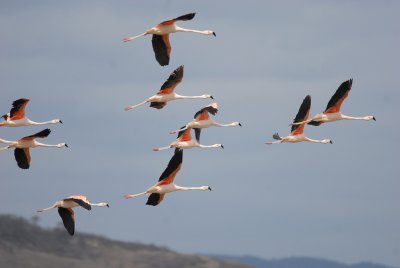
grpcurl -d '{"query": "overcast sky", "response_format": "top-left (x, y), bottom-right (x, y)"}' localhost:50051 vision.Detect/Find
top-left (1, 1), bottom-right (399, 267)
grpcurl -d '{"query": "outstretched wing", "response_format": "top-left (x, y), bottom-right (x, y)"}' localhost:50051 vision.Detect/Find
top-left (157, 148), bottom-right (183, 186)
top-left (152, 34), bottom-right (171, 66)
top-left (157, 65), bottom-right (184, 95)
top-left (58, 208), bottom-right (75, 236)
top-left (194, 102), bottom-right (218, 121)
top-left (149, 102), bottom-right (167, 109)
top-left (64, 195), bottom-right (91, 211)
top-left (291, 95), bottom-right (311, 135)
top-left (176, 127), bottom-right (192, 142)
top-left (21, 128), bottom-right (51, 140)
top-left (9, 98), bottom-right (29, 120)
top-left (324, 79), bottom-right (353, 114)
top-left (158, 13), bottom-right (196, 26)
top-left (194, 128), bottom-right (201, 143)
top-left (14, 148), bottom-right (31, 169)
top-left (146, 193), bottom-right (165, 206)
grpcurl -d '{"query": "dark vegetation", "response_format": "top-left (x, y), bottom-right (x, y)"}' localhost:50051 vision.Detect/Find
top-left (0, 214), bottom-right (249, 268)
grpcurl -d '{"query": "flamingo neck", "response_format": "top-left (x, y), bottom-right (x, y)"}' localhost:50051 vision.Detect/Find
top-left (35, 142), bottom-right (63, 148)
top-left (213, 122), bottom-right (239, 127)
top-left (175, 94), bottom-right (209, 100)
top-left (341, 115), bottom-right (373, 121)
top-left (89, 203), bottom-right (109, 208)
top-left (199, 144), bottom-right (222, 148)
top-left (303, 137), bottom-right (331, 144)
top-left (175, 27), bottom-right (211, 35)
top-left (28, 119), bottom-right (59, 125)
top-left (175, 186), bottom-right (206, 191)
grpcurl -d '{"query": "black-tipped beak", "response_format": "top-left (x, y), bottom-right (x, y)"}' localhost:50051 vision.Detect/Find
top-left (221, 145), bottom-right (224, 149)
top-left (212, 32), bottom-right (216, 37)
top-left (239, 123), bottom-right (242, 127)
top-left (330, 140), bottom-right (333, 144)
top-left (210, 95), bottom-right (214, 99)
top-left (208, 187), bottom-right (212, 191)
top-left (373, 116), bottom-right (376, 121)
top-left (60, 120), bottom-right (63, 124)
top-left (65, 144), bottom-right (69, 148)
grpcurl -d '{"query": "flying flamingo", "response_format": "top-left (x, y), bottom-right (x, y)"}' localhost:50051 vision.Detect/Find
top-left (0, 98), bottom-right (63, 127)
top-left (37, 195), bottom-right (109, 236)
top-left (122, 13), bottom-right (216, 66)
top-left (266, 95), bottom-right (332, 144)
top-left (0, 128), bottom-right (68, 169)
top-left (169, 102), bottom-right (242, 134)
top-left (153, 126), bottom-right (223, 151)
top-left (291, 79), bottom-right (376, 126)
top-left (124, 149), bottom-right (211, 206)
top-left (124, 65), bottom-right (213, 111)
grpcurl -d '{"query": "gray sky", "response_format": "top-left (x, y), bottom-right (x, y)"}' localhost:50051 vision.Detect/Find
top-left (1, 0), bottom-right (399, 267)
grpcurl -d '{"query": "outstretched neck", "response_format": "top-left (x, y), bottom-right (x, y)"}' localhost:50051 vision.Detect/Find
top-left (175, 26), bottom-right (211, 35)
top-left (28, 119), bottom-right (59, 125)
top-left (176, 186), bottom-right (206, 191)
top-left (304, 137), bottom-right (331, 144)
top-left (341, 115), bottom-right (374, 121)
top-left (213, 122), bottom-right (240, 127)
top-left (175, 94), bottom-right (211, 100)
top-left (199, 144), bottom-right (223, 149)
top-left (89, 203), bottom-right (109, 208)
top-left (35, 142), bottom-right (65, 148)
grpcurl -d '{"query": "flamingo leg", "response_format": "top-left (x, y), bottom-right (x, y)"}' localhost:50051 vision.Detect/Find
top-left (125, 100), bottom-right (148, 111)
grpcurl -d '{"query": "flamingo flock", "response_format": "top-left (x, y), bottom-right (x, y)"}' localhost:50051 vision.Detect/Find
top-left (1, 12), bottom-right (376, 237)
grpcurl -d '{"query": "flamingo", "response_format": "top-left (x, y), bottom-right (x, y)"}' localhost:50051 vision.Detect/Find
top-left (124, 149), bottom-right (211, 206)
top-left (37, 195), bottom-right (109, 236)
top-left (153, 126), bottom-right (223, 151)
top-left (0, 128), bottom-right (68, 169)
top-left (0, 98), bottom-right (63, 127)
top-left (169, 102), bottom-right (241, 134)
top-left (291, 79), bottom-right (376, 126)
top-left (122, 13), bottom-right (216, 66)
top-left (124, 65), bottom-right (213, 111)
top-left (266, 95), bottom-right (332, 144)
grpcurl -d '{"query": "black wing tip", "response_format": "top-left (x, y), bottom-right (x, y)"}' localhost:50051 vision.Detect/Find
top-left (150, 102), bottom-right (166, 109)
top-left (176, 13), bottom-right (196, 21)
top-left (12, 98), bottom-right (29, 105)
top-left (14, 148), bottom-right (30, 169)
top-left (307, 120), bottom-right (322, 126)
top-left (146, 193), bottom-right (162, 206)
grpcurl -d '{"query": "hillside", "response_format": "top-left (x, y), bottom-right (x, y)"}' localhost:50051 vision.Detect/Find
top-left (0, 214), bottom-right (249, 268)
top-left (211, 255), bottom-right (395, 268)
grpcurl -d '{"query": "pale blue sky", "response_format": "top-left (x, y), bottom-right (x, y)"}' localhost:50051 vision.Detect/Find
top-left (0, 1), bottom-right (399, 267)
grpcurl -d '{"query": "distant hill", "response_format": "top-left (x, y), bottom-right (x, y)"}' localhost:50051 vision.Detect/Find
top-left (0, 214), bottom-right (249, 268)
top-left (210, 255), bottom-right (395, 268)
